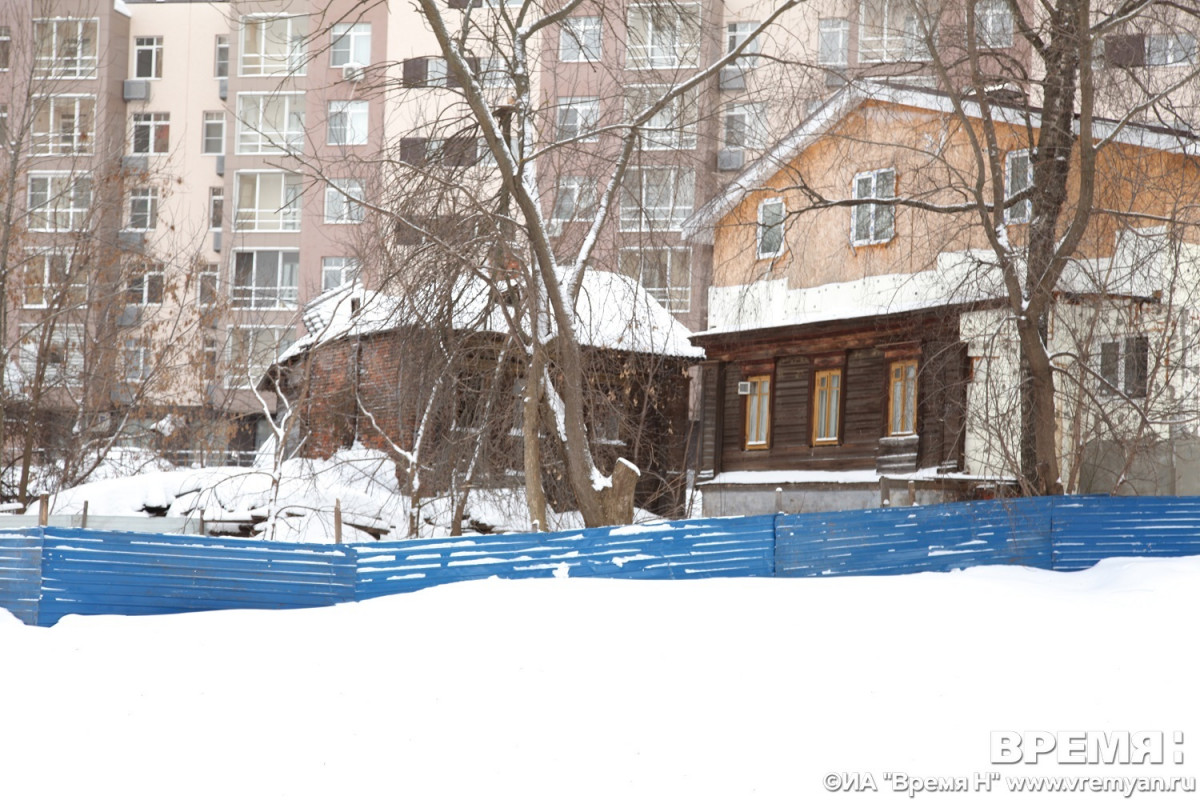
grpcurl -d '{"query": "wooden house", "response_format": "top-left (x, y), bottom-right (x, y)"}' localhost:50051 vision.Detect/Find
top-left (683, 82), bottom-right (1200, 514)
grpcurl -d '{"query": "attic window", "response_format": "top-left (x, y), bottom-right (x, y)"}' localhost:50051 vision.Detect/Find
top-left (756, 198), bottom-right (785, 259)
top-left (851, 168), bottom-right (894, 245)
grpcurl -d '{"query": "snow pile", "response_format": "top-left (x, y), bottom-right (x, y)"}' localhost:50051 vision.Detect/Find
top-left (2, 555), bottom-right (1198, 798)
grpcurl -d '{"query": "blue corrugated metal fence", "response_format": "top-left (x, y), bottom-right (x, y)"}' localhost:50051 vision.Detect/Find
top-left (5, 495), bottom-right (1200, 626)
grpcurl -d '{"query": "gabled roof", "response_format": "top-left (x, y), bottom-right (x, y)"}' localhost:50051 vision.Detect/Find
top-left (279, 268), bottom-right (704, 367)
top-left (683, 81), bottom-right (1200, 244)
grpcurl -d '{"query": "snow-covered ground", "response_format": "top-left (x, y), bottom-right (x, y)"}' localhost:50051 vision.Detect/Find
top-left (3, 556), bottom-right (1198, 799)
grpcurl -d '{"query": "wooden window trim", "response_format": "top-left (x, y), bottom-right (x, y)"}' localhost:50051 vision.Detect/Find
top-left (812, 368), bottom-right (842, 445)
top-left (743, 374), bottom-right (771, 450)
top-left (887, 358), bottom-right (919, 436)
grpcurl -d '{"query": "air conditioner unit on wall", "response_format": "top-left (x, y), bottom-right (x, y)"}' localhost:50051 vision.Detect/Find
top-left (737, 381), bottom-right (753, 395)
top-left (342, 63), bottom-right (365, 82)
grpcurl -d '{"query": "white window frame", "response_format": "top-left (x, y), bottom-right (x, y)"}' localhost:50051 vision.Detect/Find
top-left (726, 21), bottom-right (761, 69)
top-left (620, 167), bottom-right (695, 232)
top-left (627, 85), bottom-right (698, 150)
top-left (851, 168), bottom-right (896, 245)
top-left (22, 250), bottom-right (86, 309)
top-left (560, 16), bottom-right (602, 62)
top-left (131, 112), bottom-right (170, 155)
top-left (723, 102), bottom-right (767, 149)
top-left (324, 179), bottom-right (365, 224)
top-left (236, 92), bottom-right (305, 154)
top-left (975, 0), bottom-right (1014, 48)
top-left (127, 267), bottom-right (164, 305)
top-left (227, 325), bottom-right (296, 388)
top-left (1005, 149), bottom-right (1032, 224)
top-left (859, 0), bottom-right (930, 62)
top-left (202, 111), bottom-right (225, 155)
top-left (199, 265), bottom-right (219, 307)
top-left (757, 198), bottom-right (785, 259)
top-left (0, 25), bottom-right (10, 71)
top-left (28, 172), bottom-right (92, 232)
top-left (18, 323), bottom-right (86, 386)
top-left (231, 250), bottom-right (300, 309)
top-left (209, 186), bottom-right (224, 230)
top-left (556, 97), bottom-right (600, 143)
top-left (331, 22), bottom-right (371, 67)
top-left (1146, 32), bottom-right (1198, 66)
top-left (327, 100), bottom-right (369, 146)
top-left (619, 247), bottom-right (692, 313)
top-left (34, 18), bottom-right (99, 79)
top-left (31, 94), bottom-right (96, 156)
top-left (551, 176), bottom-right (597, 223)
top-left (123, 338), bottom-right (152, 384)
top-left (234, 171), bottom-right (303, 232)
top-left (239, 15), bottom-right (307, 77)
top-left (128, 186), bottom-right (160, 231)
top-left (818, 18), bottom-right (850, 66)
top-left (625, 3), bottom-right (702, 69)
top-left (134, 36), bottom-right (163, 79)
top-left (214, 34), bottom-right (229, 78)
top-left (321, 256), bottom-right (360, 291)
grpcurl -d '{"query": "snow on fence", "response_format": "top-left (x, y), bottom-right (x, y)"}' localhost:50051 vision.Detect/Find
top-left (4, 496), bottom-right (1200, 626)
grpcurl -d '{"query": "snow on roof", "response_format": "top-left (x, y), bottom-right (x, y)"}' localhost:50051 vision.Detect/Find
top-left (683, 81), bottom-right (1200, 243)
top-left (282, 269), bottom-right (703, 364)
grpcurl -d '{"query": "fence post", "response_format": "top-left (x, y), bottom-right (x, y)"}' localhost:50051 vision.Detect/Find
top-left (774, 487), bottom-right (783, 513)
top-left (38, 494), bottom-right (49, 526)
top-left (199, 509), bottom-right (207, 537)
top-left (880, 477), bottom-right (891, 507)
top-left (80, 500), bottom-right (88, 529)
top-left (907, 481), bottom-right (917, 507)
top-left (334, 499), bottom-right (343, 544)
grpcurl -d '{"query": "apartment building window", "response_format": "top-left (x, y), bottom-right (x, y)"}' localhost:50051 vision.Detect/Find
top-left (31, 95), bottom-right (96, 155)
top-left (214, 35), bottom-right (229, 77)
top-left (34, 19), bottom-right (98, 78)
top-left (757, 198), bottom-right (785, 259)
top-left (743, 375), bottom-right (771, 449)
top-left (22, 251), bottom-right (86, 308)
top-left (626, 85), bottom-right (698, 149)
top-left (228, 326), bottom-right (296, 386)
top-left (859, 0), bottom-right (929, 62)
top-left (324, 179), bottom-right (365, 224)
top-left (240, 15), bottom-right (307, 76)
top-left (202, 334), bottom-right (220, 382)
top-left (234, 171), bottom-right (302, 232)
top-left (202, 111), bottom-right (225, 154)
top-left (556, 97), bottom-right (600, 142)
top-left (888, 359), bottom-right (918, 436)
top-left (620, 247), bottom-right (691, 313)
top-left (726, 21), bottom-right (761, 68)
top-left (0, 104), bottom-right (8, 142)
top-left (327, 100), bottom-right (368, 145)
top-left (209, 187), bottom-right (224, 230)
top-left (231, 250), bottom-right (299, 308)
top-left (128, 187), bottom-right (159, 230)
top-left (620, 167), bottom-right (694, 231)
top-left (331, 23), bottom-right (371, 66)
top-left (818, 18), bottom-right (850, 65)
top-left (551, 177), bottom-right (597, 224)
top-left (626, 4), bottom-right (701, 69)
top-left (199, 265), bottom-right (219, 306)
top-left (131, 112), bottom-right (170, 154)
top-left (18, 323), bottom-right (86, 386)
top-left (1099, 336), bottom-right (1149, 397)
top-left (1005, 150), bottom-right (1032, 223)
top-left (851, 167), bottom-right (895, 245)
top-left (0, 26), bottom-right (11, 70)
top-left (28, 172), bottom-right (92, 231)
top-left (974, 0), bottom-right (1013, 48)
top-left (1146, 32), bottom-right (1197, 66)
top-left (723, 102), bottom-right (767, 149)
top-left (813, 369), bottom-right (842, 445)
top-left (127, 267), bottom-right (164, 305)
top-left (134, 36), bottom-right (164, 79)
top-left (322, 257), bottom-right (359, 291)
top-left (560, 16), bottom-right (601, 62)
top-left (124, 338), bottom-right (152, 383)
top-left (237, 93), bottom-right (305, 154)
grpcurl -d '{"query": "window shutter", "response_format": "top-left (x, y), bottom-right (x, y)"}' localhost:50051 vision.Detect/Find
top-left (401, 57), bottom-right (428, 87)
top-left (698, 362), bottom-right (722, 479)
top-left (1125, 335), bottom-right (1149, 397)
